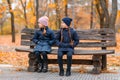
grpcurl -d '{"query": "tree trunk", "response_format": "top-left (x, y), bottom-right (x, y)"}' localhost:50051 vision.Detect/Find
top-left (90, 0), bottom-right (94, 29)
top-left (65, 0), bottom-right (68, 16)
top-left (109, 0), bottom-right (118, 30)
top-left (95, 0), bottom-right (105, 28)
top-left (35, 0), bottom-right (39, 28)
top-left (72, 0), bottom-right (75, 28)
top-left (0, 22), bottom-right (4, 35)
top-left (0, 24), bottom-right (3, 35)
top-left (20, 0), bottom-right (28, 28)
top-left (55, 0), bottom-right (61, 29)
top-left (99, 0), bottom-right (109, 28)
top-left (7, 0), bottom-right (15, 42)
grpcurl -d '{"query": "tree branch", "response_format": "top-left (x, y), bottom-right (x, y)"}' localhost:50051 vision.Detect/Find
top-left (109, 0), bottom-right (118, 30)
top-left (99, 0), bottom-right (109, 27)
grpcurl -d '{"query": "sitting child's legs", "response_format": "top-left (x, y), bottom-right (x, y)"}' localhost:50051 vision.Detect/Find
top-left (66, 51), bottom-right (73, 76)
top-left (58, 51), bottom-right (64, 76)
top-left (41, 51), bottom-right (48, 72)
top-left (34, 51), bottom-right (43, 72)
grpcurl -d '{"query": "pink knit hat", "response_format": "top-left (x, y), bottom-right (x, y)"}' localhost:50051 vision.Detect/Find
top-left (38, 16), bottom-right (49, 26)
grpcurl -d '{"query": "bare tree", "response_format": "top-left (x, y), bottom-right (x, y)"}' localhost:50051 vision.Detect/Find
top-left (95, 0), bottom-right (117, 30)
top-left (109, 0), bottom-right (118, 29)
top-left (99, 0), bottom-right (109, 27)
top-left (20, 0), bottom-right (27, 28)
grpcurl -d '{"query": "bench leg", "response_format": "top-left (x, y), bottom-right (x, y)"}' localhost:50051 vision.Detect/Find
top-left (27, 52), bottom-right (38, 72)
top-left (102, 55), bottom-right (107, 70)
top-left (92, 55), bottom-right (102, 74)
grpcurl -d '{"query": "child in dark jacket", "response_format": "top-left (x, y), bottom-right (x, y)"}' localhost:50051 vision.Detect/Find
top-left (56, 17), bottom-right (79, 76)
top-left (32, 16), bottom-right (55, 73)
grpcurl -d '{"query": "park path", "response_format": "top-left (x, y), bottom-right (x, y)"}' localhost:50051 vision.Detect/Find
top-left (0, 64), bottom-right (120, 80)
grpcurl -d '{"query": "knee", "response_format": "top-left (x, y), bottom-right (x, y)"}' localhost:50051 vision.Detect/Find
top-left (67, 52), bottom-right (72, 58)
top-left (58, 52), bottom-right (63, 58)
top-left (41, 51), bottom-right (47, 55)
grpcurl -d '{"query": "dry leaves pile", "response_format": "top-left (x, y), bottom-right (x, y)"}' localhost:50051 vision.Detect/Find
top-left (0, 51), bottom-right (28, 67)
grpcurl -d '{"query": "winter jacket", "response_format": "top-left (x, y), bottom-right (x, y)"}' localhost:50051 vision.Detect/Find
top-left (32, 27), bottom-right (55, 53)
top-left (56, 28), bottom-right (79, 53)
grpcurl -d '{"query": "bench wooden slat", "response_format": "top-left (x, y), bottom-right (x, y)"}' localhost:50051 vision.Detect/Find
top-left (77, 29), bottom-right (114, 34)
top-left (21, 28), bottom-right (115, 34)
top-left (48, 59), bottom-right (93, 65)
top-left (15, 48), bottom-right (114, 55)
top-left (78, 35), bottom-right (115, 41)
top-left (21, 41), bottom-right (116, 47)
top-left (21, 34), bottom-right (115, 41)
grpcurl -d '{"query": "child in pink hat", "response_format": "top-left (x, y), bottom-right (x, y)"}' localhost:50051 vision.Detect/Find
top-left (32, 16), bottom-right (55, 73)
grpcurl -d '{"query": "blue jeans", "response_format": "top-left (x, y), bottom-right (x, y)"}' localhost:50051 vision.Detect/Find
top-left (58, 51), bottom-right (73, 71)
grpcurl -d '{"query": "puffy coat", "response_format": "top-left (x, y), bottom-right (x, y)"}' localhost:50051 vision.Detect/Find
top-left (56, 28), bottom-right (79, 53)
top-left (32, 27), bottom-right (55, 53)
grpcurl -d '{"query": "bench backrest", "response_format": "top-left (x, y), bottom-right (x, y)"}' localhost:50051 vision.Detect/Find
top-left (20, 28), bottom-right (116, 48)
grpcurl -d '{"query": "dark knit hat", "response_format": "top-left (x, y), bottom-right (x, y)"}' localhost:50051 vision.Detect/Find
top-left (62, 17), bottom-right (72, 27)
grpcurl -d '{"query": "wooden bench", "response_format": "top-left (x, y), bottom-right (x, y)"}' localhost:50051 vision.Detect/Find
top-left (15, 28), bottom-right (116, 74)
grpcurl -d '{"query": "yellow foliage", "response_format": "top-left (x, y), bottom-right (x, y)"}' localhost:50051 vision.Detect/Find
top-left (0, 14), bottom-right (2, 18)
top-left (93, 0), bottom-right (100, 5)
top-left (9, 9), bottom-right (13, 13)
top-left (0, 6), bottom-right (6, 13)
top-left (26, 1), bottom-right (32, 9)
top-left (2, 6), bottom-right (6, 11)
top-left (30, 16), bottom-right (36, 25)
top-left (48, 3), bottom-right (56, 8)
top-left (2, 25), bottom-right (11, 34)
top-left (63, 0), bottom-right (67, 6)
top-left (0, 52), bottom-right (28, 67)
top-left (118, 29), bottom-right (120, 33)
top-left (118, 10), bottom-right (120, 17)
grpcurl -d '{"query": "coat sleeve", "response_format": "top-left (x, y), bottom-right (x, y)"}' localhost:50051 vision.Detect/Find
top-left (55, 30), bottom-right (61, 46)
top-left (32, 30), bottom-right (39, 44)
top-left (48, 31), bottom-right (55, 46)
top-left (72, 30), bottom-right (79, 47)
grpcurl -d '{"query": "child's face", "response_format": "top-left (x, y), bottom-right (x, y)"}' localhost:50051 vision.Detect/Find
top-left (61, 21), bottom-right (68, 28)
top-left (38, 22), bottom-right (44, 28)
